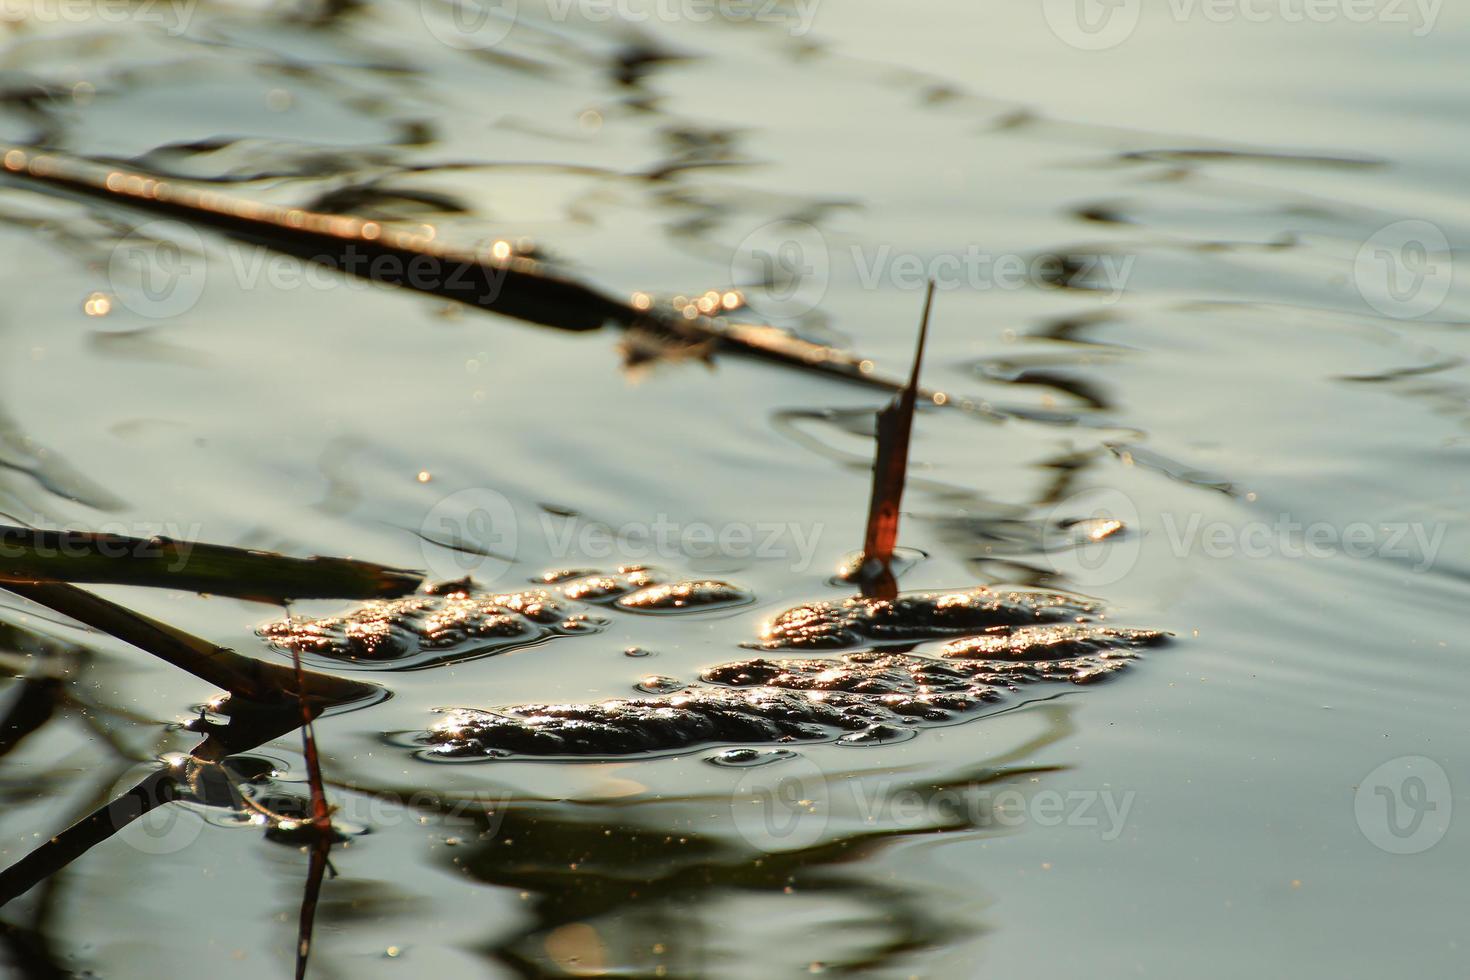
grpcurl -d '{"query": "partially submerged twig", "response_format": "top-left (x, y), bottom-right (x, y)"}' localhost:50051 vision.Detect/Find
top-left (0, 525), bottom-right (423, 602)
top-left (0, 590), bottom-right (367, 910)
top-left (0, 692), bottom-right (318, 905)
top-left (856, 281), bottom-right (935, 601)
top-left (1, 581), bottom-right (377, 706)
top-left (0, 144), bottom-right (969, 402)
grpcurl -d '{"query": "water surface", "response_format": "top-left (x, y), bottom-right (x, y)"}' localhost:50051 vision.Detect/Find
top-left (1, 1), bottom-right (1467, 976)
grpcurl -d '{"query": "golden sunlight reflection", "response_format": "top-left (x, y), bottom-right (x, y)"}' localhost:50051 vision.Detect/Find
top-left (543, 922), bottom-right (608, 976)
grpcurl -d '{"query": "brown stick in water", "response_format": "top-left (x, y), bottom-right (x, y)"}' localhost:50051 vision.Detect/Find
top-left (0, 144), bottom-right (983, 405)
top-left (856, 281), bottom-right (936, 601)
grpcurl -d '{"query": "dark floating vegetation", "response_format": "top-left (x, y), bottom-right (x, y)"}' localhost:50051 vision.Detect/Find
top-left (415, 619), bottom-right (1164, 760)
top-left (935, 623), bottom-right (1166, 660)
top-left (259, 587), bottom-right (603, 670)
top-left (543, 566), bottom-right (750, 611)
top-left (257, 570), bottom-right (752, 669)
top-left (614, 579), bottom-right (753, 613)
top-left (753, 586), bottom-right (1098, 650)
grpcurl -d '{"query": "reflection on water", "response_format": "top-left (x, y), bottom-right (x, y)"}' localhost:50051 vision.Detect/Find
top-left (353, 702), bottom-right (1076, 976)
top-left (1, 0), bottom-right (1469, 976)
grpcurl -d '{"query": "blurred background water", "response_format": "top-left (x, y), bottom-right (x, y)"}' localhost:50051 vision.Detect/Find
top-left (0, 0), bottom-right (1467, 975)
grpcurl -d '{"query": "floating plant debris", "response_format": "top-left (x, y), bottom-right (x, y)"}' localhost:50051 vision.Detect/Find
top-left (560, 575), bottom-right (640, 602)
top-left (754, 587), bottom-right (1098, 650)
top-left (615, 580), bottom-right (753, 613)
top-left (553, 566), bottom-right (659, 602)
top-left (935, 624), bottom-right (1166, 661)
top-left (259, 571), bottom-right (754, 669)
top-left (413, 615), bottom-right (1165, 759)
top-left (259, 587), bottom-right (604, 670)
top-left (420, 689), bottom-right (901, 759)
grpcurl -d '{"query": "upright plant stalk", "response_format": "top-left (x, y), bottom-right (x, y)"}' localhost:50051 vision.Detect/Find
top-left (858, 280), bottom-right (936, 601)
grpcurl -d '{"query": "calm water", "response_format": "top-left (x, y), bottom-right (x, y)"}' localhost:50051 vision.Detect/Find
top-left (1, 0), bottom-right (1467, 975)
